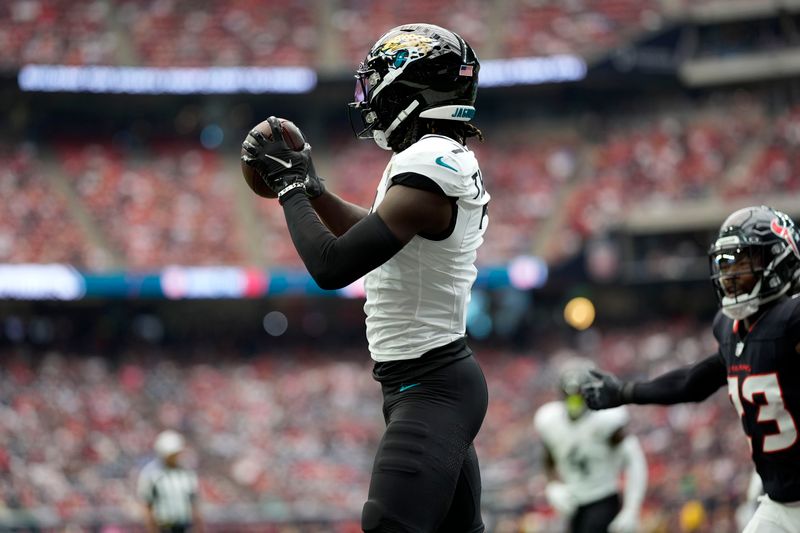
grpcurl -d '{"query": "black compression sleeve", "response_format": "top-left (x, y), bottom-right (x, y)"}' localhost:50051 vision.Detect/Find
top-left (280, 189), bottom-right (404, 290)
top-left (631, 353), bottom-right (727, 404)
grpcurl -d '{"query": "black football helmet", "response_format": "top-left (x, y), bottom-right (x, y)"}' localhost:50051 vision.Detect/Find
top-left (709, 206), bottom-right (800, 320)
top-left (348, 23), bottom-right (480, 151)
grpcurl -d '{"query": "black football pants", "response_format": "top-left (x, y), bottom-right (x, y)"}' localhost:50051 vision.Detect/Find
top-left (362, 354), bottom-right (488, 533)
top-left (570, 493), bottom-right (621, 533)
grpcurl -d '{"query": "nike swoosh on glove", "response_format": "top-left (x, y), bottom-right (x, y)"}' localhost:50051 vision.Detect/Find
top-left (241, 116), bottom-right (311, 200)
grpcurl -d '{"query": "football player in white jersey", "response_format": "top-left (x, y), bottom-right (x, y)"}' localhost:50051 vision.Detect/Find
top-left (533, 359), bottom-right (647, 533)
top-left (241, 24), bottom-right (489, 532)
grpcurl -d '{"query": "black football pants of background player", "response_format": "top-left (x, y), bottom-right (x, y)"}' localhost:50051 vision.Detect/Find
top-left (159, 525), bottom-right (190, 533)
top-left (570, 493), bottom-right (621, 533)
top-left (362, 354), bottom-right (489, 532)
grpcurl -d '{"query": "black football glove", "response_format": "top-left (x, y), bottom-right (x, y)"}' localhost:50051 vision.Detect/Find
top-left (580, 370), bottom-right (635, 410)
top-left (241, 116), bottom-right (311, 202)
top-left (304, 155), bottom-right (326, 200)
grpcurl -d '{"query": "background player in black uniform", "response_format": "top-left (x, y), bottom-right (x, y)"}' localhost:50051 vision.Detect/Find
top-left (581, 205), bottom-right (800, 533)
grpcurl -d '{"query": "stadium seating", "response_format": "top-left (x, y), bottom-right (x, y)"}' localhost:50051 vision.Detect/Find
top-left (724, 105), bottom-right (800, 198)
top-left (6, 95), bottom-right (794, 270)
top-left (565, 108), bottom-right (762, 239)
top-left (125, 0), bottom-right (317, 68)
top-left (334, 0), bottom-right (490, 66)
top-left (0, 0), bottom-right (117, 67)
top-left (54, 139), bottom-right (245, 270)
top-left (0, 143), bottom-right (98, 267)
top-left (502, 0), bottom-right (660, 58)
top-left (1, 0), bottom-right (662, 69)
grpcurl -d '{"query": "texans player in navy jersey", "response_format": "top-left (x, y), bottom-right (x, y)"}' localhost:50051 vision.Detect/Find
top-left (581, 205), bottom-right (800, 533)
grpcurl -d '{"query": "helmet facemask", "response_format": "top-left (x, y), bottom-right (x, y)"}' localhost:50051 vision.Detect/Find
top-left (348, 67), bottom-right (382, 142)
top-left (348, 62), bottom-right (422, 150)
top-left (710, 241), bottom-right (767, 320)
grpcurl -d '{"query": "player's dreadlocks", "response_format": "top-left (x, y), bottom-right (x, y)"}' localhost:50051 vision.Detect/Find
top-left (394, 119), bottom-right (484, 152)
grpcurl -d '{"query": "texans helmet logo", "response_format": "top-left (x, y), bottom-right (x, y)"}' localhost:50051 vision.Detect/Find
top-left (771, 217), bottom-right (800, 258)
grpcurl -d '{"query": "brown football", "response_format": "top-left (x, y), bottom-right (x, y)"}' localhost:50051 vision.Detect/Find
top-left (241, 117), bottom-right (306, 198)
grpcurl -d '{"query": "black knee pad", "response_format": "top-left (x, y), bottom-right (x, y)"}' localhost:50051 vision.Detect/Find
top-left (361, 499), bottom-right (410, 532)
top-left (361, 499), bottom-right (384, 531)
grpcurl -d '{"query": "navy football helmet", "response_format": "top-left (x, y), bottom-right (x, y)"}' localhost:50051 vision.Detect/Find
top-left (348, 23), bottom-right (480, 151)
top-left (709, 206), bottom-right (800, 320)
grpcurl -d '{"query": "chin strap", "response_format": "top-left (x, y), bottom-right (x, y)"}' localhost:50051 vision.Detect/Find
top-left (373, 100), bottom-right (420, 150)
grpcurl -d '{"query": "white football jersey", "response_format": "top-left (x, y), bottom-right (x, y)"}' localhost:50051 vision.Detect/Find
top-left (364, 134), bottom-right (490, 362)
top-left (533, 401), bottom-right (630, 505)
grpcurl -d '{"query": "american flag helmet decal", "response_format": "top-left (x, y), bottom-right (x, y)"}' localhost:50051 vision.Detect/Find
top-left (459, 64), bottom-right (474, 77)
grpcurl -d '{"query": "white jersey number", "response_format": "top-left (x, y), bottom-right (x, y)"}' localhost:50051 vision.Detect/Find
top-left (728, 374), bottom-right (798, 453)
top-left (566, 446), bottom-right (591, 477)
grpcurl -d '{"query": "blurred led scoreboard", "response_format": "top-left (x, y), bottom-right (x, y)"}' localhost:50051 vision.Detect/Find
top-left (0, 257), bottom-right (547, 300)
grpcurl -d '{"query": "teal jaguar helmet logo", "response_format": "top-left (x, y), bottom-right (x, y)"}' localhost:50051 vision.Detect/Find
top-left (391, 50), bottom-right (409, 69)
top-left (376, 33), bottom-right (437, 70)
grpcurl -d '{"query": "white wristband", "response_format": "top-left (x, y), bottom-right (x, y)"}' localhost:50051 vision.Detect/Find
top-left (277, 181), bottom-right (305, 199)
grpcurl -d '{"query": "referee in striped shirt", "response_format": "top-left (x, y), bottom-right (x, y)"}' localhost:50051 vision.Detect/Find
top-left (137, 430), bottom-right (204, 533)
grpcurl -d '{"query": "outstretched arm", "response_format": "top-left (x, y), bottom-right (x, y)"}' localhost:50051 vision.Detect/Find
top-left (582, 353), bottom-right (727, 408)
top-left (630, 354), bottom-right (727, 404)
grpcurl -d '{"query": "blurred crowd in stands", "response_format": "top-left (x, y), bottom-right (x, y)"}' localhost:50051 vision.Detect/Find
top-left (8, 0), bottom-right (797, 70)
top-left (0, 145), bottom-right (92, 267)
top-left (1, 0), bottom-right (661, 68)
top-left (8, 0), bottom-right (794, 71)
top-left (55, 139), bottom-right (245, 271)
top-left (562, 95), bottom-right (767, 241)
top-left (0, 319), bottom-right (750, 531)
top-left (4, 94), bottom-right (800, 271)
